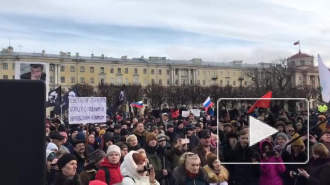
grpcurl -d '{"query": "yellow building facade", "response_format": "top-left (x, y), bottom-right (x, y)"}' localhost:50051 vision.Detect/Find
top-left (0, 47), bottom-right (259, 92)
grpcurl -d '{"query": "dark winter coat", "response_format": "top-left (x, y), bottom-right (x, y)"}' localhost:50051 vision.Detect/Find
top-left (227, 143), bottom-right (261, 185)
top-left (192, 143), bottom-right (217, 167)
top-left (165, 146), bottom-right (185, 171)
top-left (73, 151), bottom-right (87, 174)
top-left (172, 166), bottom-right (209, 185)
top-left (133, 129), bottom-right (148, 147)
top-left (187, 135), bottom-right (200, 152)
top-left (94, 158), bottom-right (123, 185)
top-left (79, 163), bottom-right (98, 185)
top-left (305, 157), bottom-right (330, 185)
top-left (51, 172), bottom-right (81, 185)
top-left (145, 145), bottom-right (165, 182)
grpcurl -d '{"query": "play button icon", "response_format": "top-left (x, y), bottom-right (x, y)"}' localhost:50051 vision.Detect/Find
top-left (249, 116), bottom-right (278, 147)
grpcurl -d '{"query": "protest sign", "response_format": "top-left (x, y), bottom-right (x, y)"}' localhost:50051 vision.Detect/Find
top-left (68, 97), bottom-right (107, 124)
top-left (182, 111), bottom-right (190, 118)
top-left (191, 109), bottom-right (201, 117)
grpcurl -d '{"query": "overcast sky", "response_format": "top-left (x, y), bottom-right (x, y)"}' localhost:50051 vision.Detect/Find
top-left (1, 0), bottom-right (330, 64)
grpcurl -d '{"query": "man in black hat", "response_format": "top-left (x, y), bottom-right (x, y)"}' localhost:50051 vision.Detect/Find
top-left (49, 131), bottom-right (70, 153)
top-left (192, 129), bottom-right (217, 166)
top-left (72, 139), bottom-right (87, 174)
top-left (184, 124), bottom-right (200, 152)
top-left (165, 123), bottom-right (177, 144)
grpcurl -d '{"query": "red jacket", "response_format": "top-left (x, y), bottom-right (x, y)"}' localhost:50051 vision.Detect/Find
top-left (94, 158), bottom-right (123, 185)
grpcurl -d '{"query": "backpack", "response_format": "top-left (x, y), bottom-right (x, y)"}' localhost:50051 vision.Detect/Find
top-left (91, 167), bottom-right (110, 184)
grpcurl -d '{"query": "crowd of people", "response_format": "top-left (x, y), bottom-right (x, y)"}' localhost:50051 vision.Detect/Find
top-left (45, 103), bottom-right (330, 185)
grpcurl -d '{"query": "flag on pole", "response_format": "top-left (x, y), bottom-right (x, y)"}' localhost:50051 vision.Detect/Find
top-left (116, 85), bottom-right (127, 107)
top-left (318, 54), bottom-right (330, 103)
top-left (247, 91), bottom-right (272, 114)
top-left (46, 86), bottom-right (61, 107)
top-left (131, 101), bottom-right (143, 109)
top-left (54, 86), bottom-right (80, 114)
top-left (203, 97), bottom-right (214, 111)
top-left (294, 41), bottom-right (300, 45)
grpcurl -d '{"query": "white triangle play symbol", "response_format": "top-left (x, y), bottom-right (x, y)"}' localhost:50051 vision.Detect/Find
top-left (249, 116), bottom-right (278, 147)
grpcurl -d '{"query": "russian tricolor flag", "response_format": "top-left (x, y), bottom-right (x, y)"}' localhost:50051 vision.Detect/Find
top-left (203, 97), bottom-right (214, 111)
top-left (131, 101), bottom-right (143, 109)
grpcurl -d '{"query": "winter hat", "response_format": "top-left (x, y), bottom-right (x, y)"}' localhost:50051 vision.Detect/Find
top-left (99, 130), bottom-right (106, 136)
top-left (89, 180), bottom-right (107, 185)
top-left (47, 142), bottom-right (58, 151)
top-left (120, 128), bottom-right (129, 136)
top-left (322, 129), bottom-right (330, 136)
top-left (103, 132), bottom-right (114, 143)
top-left (146, 133), bottom-right (157, 143)
top-left (275, 133), bottom-right (289, 143)
top-left (151, 125), bottom-right (159, 132)
top-left (106, 145), bottom-right (121, 157)
top-left (206, 153), bottom-right (218, 169)
top-left (89, 150), bottom-right (105, 164)
top-left (275, 121), bottom-right (286, 129)
top-left (115, 142), bottom-right (128, 150)
top-left (291, 133), bottom-right (304, 146)
top-left (167, 123), bottom-right (174, 129)
top-left (198, 129), bottom-right (211, 139)
top-left (114, 124), bottom-right (121, 130)
top-left (70, 127), bottom-right (80, 135)
top-left (46, 149), bottom-right (56, 162)
top-left (76, 132), bottom-right (86, 141)
top-left (295, 122), bottom-right (302, 128)
top-left (57, 154), bottom-right (77, 171)
top-left (126, 134), bottom-right (137, 144)
top-left (157, 134), bottom-right (167, 142)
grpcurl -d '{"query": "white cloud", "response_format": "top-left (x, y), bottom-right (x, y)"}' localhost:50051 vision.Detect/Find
top-left (1, 0), bottom-right (330, 64)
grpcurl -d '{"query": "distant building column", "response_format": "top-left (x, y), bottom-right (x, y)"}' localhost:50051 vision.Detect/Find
top-left (194, 69), bottom-right (197, 85)
top-left (179, 69), bottom-right (181, 85)
top-left (172, 68), bottom-right (174, 85)
top-left (56, 64), bottom-right (60, 85)
top-left (188, 69), bottom-right (190, 85)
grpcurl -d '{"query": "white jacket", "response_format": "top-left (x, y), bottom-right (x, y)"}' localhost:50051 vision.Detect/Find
top-left (120, 151), bottom-right (160, 185)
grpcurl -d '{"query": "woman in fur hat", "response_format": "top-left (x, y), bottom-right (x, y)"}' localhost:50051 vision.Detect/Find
top-left (203, 153), bottom-right (229, 185)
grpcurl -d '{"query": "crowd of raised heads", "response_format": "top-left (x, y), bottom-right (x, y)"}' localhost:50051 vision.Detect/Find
top-left (45, 104), bottom-right (330, 185)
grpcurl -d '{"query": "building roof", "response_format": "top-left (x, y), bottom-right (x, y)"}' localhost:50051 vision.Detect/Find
top-left (288, 51), bottom-right (312, 59)
top-left (0, 50), bottom-right (265, 69)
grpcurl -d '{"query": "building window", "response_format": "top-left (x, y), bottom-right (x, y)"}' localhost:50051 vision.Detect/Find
top-left (134, 77), bottom-right (139, 85)
top-left (197, 80), bottom-right (200, 85)
top-left (167, 70), bottom-right (170, 75)
top-left (90, 77), bottom-right (94, 83)
top-left (3, 63), bottom-right (8, 70)
top-left (175, 80), bottom-right (179, 85)
top-left (125, 68), bottom-right (128, 74)
top-left (151, 79), bottom-right (155, 84)
top-left (3, 75), bottom-right (8, 79)
top-left (90, 67), bottom-right (94, 73)
top-left (110, 68), bottom-right (114, 73)
top-left (143, 69), bottom-right (147, 74)
top-left (117, 77), bottom-right (122, 85)
top-left (80, 77), bottom-right (85, 83)
top-left (144, 79), bottom-right (148, 85)
top-left (300, 60), bottom-right (305, 65)
top-left (182, 79), bottom-right (186, 86)
top-left (12, 63), bottom-right (15, 70)
top-left (233, 81), bottom-right (236, 86)
top-left (100, 78), bottom-right (105, 85)
top-left (202, 80), bottom-right (205, 85)
top-left (50, 76), bottom-right (54, 83)
top-left (220, 80), bottom-right (223, 86)
top-left (167, 79), bottom-right (170, 85)
top-left (110, 78), bottom-right (114, 85)
top-left (175, 69), bottom-right (179, 75)
top-left (299, 76), bottom-right (302, 81)
top-left (158, 69), bottom-right (162, 75)
top-left (125, 78), bottom-right (129, 85)
top-left (61, 77), bottom-right (65, 83)
top-left (100, 67), bottom-right (104, 73)
top-left (12, 75), bottom-right (14, 79)
top-left (60, 65), bottom-right (65, 72)
top-left (117, 68), bottom-right (121, 74)
top-left (71, 77), bottom-right (75, 83)
top-left (226, 79), bottom-right (230, 85)
top-left (49, 64), bottom-right (54, 72)
top-left (70, 66), bottom-right (75, 72)
top-left (159, 79), bottom-right (162, 85)
top-left (134, 68), bottom-right (138, 74)
top-left (151, 69), bottom-right (155, 75)
top-left (80, 66), bottom-right (85, 72)
top-left (244, 81), bottom-right (247, 86)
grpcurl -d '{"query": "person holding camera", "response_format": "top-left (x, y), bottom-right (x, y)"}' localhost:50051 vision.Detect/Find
top-left (296, 143), bottom-right (330, 185)
top-left (120, 151), bottom-right (160, 185)
top-left (259, 140), bottom-right (286, 185)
